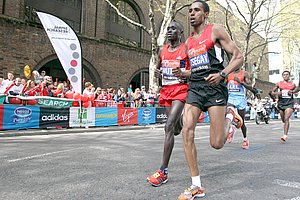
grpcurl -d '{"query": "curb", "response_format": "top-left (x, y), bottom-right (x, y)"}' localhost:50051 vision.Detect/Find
top-left (0, 124), bottom-right (167, 137)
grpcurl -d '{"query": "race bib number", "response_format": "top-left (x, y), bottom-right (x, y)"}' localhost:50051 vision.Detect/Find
top-left (228, 83), bottom-right (241, 92)
top-left (161, 60), bottom-right (186, 85)
top-left (188, 45), bottom-right (210, 73)
top-left (281, 89), bottom-right (291, 98)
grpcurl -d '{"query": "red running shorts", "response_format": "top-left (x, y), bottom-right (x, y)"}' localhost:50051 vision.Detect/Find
top-left (159, 83), bottom-right (188, 107)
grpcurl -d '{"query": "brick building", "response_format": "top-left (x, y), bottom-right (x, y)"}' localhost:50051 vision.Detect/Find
top-left (0, 0), bottom-right (271, 92)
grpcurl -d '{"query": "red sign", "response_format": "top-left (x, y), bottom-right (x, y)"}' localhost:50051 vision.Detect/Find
top-left (118, 108), bottom-right (138, 125)
top-left (0, 105), bottom-right (4, 130)
top-left (198, 112), bottom-right (205, 123)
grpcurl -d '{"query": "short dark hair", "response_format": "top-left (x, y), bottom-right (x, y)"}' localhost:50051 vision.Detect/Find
top-left (193, 0), bottom-right (210, 13)
top-left (172, 20), bottom-right (184, 34)
top-left (282, 70), bottom-right (290, 75)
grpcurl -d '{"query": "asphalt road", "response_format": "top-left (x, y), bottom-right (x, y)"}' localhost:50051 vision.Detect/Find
top-left (0, 119), bottom-right (300, 200)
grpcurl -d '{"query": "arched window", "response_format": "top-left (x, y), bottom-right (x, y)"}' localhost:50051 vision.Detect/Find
top-left (24, 0), bottom-right (82, 32)
top-left (106, 0), bottom-right (142, 47)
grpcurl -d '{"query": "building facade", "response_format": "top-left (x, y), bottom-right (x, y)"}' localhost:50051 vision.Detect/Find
top-left (269, 0), bottom-right (300, 83)
top-left (0, 0), bottom-right (269, 91)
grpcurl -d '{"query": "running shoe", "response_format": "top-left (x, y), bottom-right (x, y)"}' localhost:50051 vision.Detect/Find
top-left (227, 124), bottom-right (235, 143)
top-left (280, 135), bottom-right (288, 142)
top-left (242, 139), bottom-right (250, 149)
top-left (227, 106), bottom-right (243, 129)
top-left (178, 185), bottom-right (205, 200)
top-left (147, 169), bottom-right (168, 187)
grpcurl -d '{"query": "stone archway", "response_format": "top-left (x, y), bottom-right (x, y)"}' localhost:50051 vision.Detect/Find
top-left (129, 68), bottom-right (149, 91)
top-left (34, 54), bottom-right (102, 88)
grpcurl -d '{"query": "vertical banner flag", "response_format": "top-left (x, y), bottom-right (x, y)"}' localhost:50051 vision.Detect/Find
top-left (37, 12), bottom-right (82, 94)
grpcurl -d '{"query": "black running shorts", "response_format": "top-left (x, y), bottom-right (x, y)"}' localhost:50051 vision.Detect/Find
top-left (186, 81), bottom-right (228, 112)
top-left (277, 101), bottom-right (294, 111)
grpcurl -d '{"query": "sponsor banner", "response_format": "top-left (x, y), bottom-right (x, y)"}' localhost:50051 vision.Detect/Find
top-left (0, 105), bottom-right (3, 130)
top-left (138, 107), bottom-right (156, 125)
top-left (198, 112), bottom-right (205, 123)
top-left (204, 111), bottom-right (210, 123)
top-left (118, 108), bottom-right (138, 125)
top-left (156, 107), bottom-right (168, 123)
top-left (0, 94), bottom-right (6, 104)
top-left (95, 107), bottom-right (118, 126)
top-left (3, 105), bottom-right (40, 130)
top-left (37, 12), bottom-right (82, 94)
top-left (69, 107), bottom-right (95, 127)
top-left (39, 107), bottom-right (69, 128)
top-left (36, 97), bottom-right (73, 107)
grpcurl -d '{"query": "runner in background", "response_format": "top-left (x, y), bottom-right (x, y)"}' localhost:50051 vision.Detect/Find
top-left (226, 68), bottom-right (253, 149)
top-left (272, 70), bottom-right (297, 141)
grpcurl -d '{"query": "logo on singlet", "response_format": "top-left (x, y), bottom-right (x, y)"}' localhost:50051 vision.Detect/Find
top-left (199, 39), bottom-right (208, 45)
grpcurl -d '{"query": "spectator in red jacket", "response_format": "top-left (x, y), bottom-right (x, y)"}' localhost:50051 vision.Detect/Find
top-left (24, 80), bottom-right (37, 96)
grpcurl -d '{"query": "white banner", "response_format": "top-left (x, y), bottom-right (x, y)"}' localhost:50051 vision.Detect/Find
top-left (69, 107), bottom-right (95, 127)
top-left (37, 12), bottom-right (82, 94)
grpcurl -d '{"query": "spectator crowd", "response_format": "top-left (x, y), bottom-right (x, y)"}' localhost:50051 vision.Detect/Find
top-left (0, 71), bottom-right (161, 108)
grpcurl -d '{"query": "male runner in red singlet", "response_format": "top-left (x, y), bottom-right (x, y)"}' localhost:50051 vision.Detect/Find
top-left (272, 70), bottom-right (297, 141)
top-left (226, 68), bottom-right (253, 149)
top-left (146, 20), bottom-right (189, 187)
top-left (173, 1), bottom-right (244, 199)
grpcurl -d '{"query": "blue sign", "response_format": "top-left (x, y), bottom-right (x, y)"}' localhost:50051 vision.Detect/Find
top-left (138, 107), bottom-right (156, 125)
top-left (3, 105), bottom-right (40, 130)
top-left (204, 111), bottom-right (210, 123)
top-left (95, 107), bottom-right (118, 126)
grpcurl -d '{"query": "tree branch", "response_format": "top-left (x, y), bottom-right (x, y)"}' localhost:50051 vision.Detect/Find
top-left (104, 0), bottom-right (150, 34)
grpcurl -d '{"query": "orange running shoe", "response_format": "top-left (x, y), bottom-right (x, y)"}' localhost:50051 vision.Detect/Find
top-left (147, 169), bottom-right (168, 187)
top-left (242, 139), bottom-right (250, 149)
top-left (280, 135), bottom-right (288, 142)
top-left (227, 124), bottom-right (236, 143)
top-left (227, 106), bottom-right (243, 129)
top-left (178, 185), bottom-right (205, 200)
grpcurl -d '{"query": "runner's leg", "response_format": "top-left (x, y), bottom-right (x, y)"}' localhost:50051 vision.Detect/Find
top-left (162, 100), bottom-right (185, 168)
top-left (208, 106), bottom-right (227, 149)
top-left (182, 103), bottom-right (202, 176)
top-left (283, 108), bottom-right (293, 136)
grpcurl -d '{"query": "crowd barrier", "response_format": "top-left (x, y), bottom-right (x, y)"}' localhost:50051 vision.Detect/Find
top-left (5, 96), bottom-right (298, 131)
top-left (0, 104), bottom-right (210, 131)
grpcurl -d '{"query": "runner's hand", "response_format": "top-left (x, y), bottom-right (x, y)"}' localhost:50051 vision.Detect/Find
top-left (204, 73), bottom-right (223, 85)
top-left (234, 76), bottom-right (242, 83)
top-left (172, 66), bottom-right (182, 77)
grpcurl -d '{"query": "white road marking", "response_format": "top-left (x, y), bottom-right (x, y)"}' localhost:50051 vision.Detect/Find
top-left (7, 148), bottom-right (82, 163)
top-left (274, 179), bottom-right (300, 189)
top-left (284, 196), bottom-right (300, 200)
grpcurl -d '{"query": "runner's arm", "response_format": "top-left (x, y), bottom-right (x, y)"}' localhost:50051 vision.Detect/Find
top-left (213, 24), bottom-right (244, 76)
top-left (172, 42), bottom-right (191, 78)
top-left (204, 25), bottom-right (243, 85)
top-left (271, 83), bottom-right (281, 96)
top-left (292, 75), bottom-right (300, 93)
top-left (240, 71), bottom-right (255, 92)
top-left (155, 48), bottom-right (163, 79)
